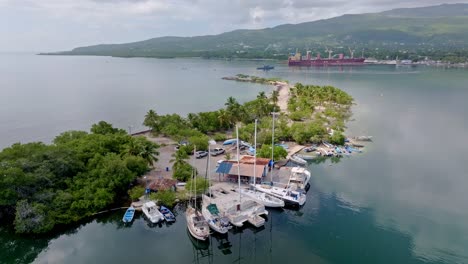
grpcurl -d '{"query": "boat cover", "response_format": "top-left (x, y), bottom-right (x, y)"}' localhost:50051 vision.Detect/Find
top-left (207, 204), bottom-right (220, 215)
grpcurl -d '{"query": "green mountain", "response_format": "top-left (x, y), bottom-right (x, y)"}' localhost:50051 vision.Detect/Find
top-left (47, 3), bottom-right (468, 60)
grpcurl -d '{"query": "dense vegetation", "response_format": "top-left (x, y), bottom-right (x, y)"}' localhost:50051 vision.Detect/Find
top-left (144, 78), bottom-right (353, 152)
top-left (45, 4), bottom-right (468, 63)
top-left (0, 121), bottom-right (159, 234)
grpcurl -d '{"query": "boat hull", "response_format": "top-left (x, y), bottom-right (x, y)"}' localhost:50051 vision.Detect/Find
top-left (122, 207), bottom-right (135, 223)
top-left (186, 207), bottom-right (210, 241)
top-left (240, 189), bottom-right (284, 208)
top-left (288, 58), bottom-right (365, 66)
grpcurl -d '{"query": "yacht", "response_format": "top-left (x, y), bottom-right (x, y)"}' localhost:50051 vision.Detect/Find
top-left (253, 184), bottom-right (306, 206)
top-left (289, 167), bottom-right (311, 191)
top-left (238, 188), bottom-right (284, 208)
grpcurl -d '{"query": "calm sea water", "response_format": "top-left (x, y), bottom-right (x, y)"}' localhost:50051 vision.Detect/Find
top-left (1, 54), bottom-right (468, 264)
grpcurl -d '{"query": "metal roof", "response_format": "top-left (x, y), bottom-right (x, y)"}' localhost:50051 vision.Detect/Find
top-left (216, 162), bottom-right (233, 174)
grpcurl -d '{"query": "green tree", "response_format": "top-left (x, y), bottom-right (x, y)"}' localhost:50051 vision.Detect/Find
top-left (128, 186), bottom-right (145, 201)
top-left (173, 162), bottom-right (194, 182)
top-left (91, 121), bottom-right (124, 135)
top-left (124, 136), bottom-right (160, 167)
top-left (329, 132), bottom-right (346, 145)
top-left (149, 190), bottom-right (176, 207)
top-left (14, 200), bottom-right (54, 234)
top-left (143, 109), bottom-right (160, 133)
top-left (186, 177), bottom-right (209, 196)
top-left (257, 144), bottom-right (287, 161)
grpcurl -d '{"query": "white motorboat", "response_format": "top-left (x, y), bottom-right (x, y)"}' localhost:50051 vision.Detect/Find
top-left (186, 206), bottom-right (210, 241)
top-left (142, 201), bottom-right (164, 223)
top-left (290, 155), bottom-right (307, 166)
top-left (253, 184), bottom-right (306, 206)
top-left (201, 195), bottom-right (231, 234)
top-left (239, 188), bottom-right (284, 208)
top-left (289, 167), bottom-right (311, 191)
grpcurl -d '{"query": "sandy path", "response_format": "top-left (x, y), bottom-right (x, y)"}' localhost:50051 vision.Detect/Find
top-left (274, 81), bottom-right (291, 113)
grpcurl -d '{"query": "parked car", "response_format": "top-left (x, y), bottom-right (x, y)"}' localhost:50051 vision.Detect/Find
top-left (211, 147), bottom-right (225, 156)
top-left (195, 151), bottom-right (208, 159)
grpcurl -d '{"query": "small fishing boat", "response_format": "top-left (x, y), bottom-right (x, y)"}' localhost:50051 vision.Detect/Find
top-left (304, 146), bottom-right (316, 152)
top-left (160, 205), bottom-right (176, 222)
top-left (290, 155), bottom-right (307, 166)
top-left (353, 136), bottom-right (373, 141)
top-left (323, 141), bottom-right (334, 148)
top-left (345, 145), bottom-right (362, 153)
top-left (122, 206), bottom-right (135, 223)
top-left (142, 201), bottom-right (164, 223)
top-left (296, 154), bottom-right (315, 160)
top-left (256, 65), bottom-right (274, 70)
top-left (335, 147), bottom-right (342, 154)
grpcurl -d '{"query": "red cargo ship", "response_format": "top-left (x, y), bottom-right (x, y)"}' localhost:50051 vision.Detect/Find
top-left (288, 49), bottom-right (365, 66)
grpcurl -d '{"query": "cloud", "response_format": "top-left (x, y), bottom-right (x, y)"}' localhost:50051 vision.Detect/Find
top-left (1, 0), bottom-right (468, 51)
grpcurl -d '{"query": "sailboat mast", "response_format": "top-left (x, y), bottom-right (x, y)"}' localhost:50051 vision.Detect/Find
top-left (253, 119), bottom-right (257, 187)
top-left (193, 146), bottom-right (197, 209)
top-left (236, 125), bottom-right (241, 205)
top-left (208, 144), bottom-right (212, 203)
top-left (271, 112), bottom-right (276, 182)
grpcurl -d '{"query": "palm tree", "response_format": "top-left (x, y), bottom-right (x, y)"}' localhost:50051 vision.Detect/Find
top-left (257, 91), bottom-right (267, 99)
top-left (170, 149), bottom-right (189, 171)
top-left (143, 109), bottom-right (160, 133)
top-left (217, 109), bottom-right (230, 129)
top-left (271, 90), bottom-right (279, 105)
top-left (225, 96), bottom-right (238, 109)
top-left (125, 137), bottom-right (160, 167)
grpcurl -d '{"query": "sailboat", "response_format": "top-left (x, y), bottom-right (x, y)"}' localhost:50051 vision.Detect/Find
top-left (233, 124), bottom-right (267, 227)
top-left (253, 113), bottom-right (307, 207)
top-left (237, 119), bottom-right (284, 208)
top-left (186, 147), bottom-right (210, 241)
top-left (201, 144), bottom-right (231, 234)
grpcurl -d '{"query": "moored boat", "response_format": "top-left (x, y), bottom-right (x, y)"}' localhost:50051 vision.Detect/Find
top-left (201, 195), bottom-right (231, 234)
top-left (239, 188), bottom-right (285, 208)
top-left (289, 167), bottom-right (311, 191)
top-left (290, 155), bottom-right (307, 166)
top-left (353, 136), bottom-right (373, 141)
top-left (253, 184), bottom-right (306, 206)
top-left (257, 65), bottom-right (274, 70)
top-left (160, 205), bottom-right (176, 222)
top-left (122, 206), bottom-right (135, 223)
top-left (186, 206), bottom-right (210, 241)
top-left (142, 201), bottom-right (164, 223)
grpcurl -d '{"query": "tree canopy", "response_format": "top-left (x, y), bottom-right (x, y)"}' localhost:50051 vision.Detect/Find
top-left (0, 122), bottom-right (157, 234)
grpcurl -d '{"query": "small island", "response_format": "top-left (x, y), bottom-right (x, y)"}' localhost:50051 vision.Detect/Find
top-left (0, 75), bottom-right (369, 235)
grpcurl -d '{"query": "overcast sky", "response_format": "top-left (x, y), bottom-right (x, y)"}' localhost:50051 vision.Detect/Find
top-left (0, 0), bottom-right (466, 52)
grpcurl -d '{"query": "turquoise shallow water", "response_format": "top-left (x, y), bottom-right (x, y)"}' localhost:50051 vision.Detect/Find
top-left (1, 54), bottom-right (468, 264)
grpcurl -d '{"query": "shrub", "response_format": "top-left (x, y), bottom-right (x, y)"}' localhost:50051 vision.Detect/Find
top-left (150, 190), bottom-right (176, 207)
top-left (128, 186), bottom-right (145, 201)
top-left (213, 133), bottom-right (227, 142)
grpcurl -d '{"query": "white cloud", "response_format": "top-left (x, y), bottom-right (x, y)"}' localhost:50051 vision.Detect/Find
top-left (1, 0), bottom-right (468, 51)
